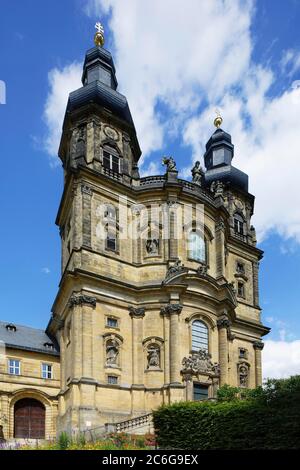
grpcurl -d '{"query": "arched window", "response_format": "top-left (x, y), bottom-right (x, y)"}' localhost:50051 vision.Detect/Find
top-left (188, 230), bottom-right (206, 263)
top-left (234, 213), bottom-right (244, 236)
top-left (191, 320), bottom-right (208, 352)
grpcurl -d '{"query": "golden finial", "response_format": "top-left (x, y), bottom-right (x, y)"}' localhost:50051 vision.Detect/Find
top-left (94, 21), bottom-right (105, 47)
top-left (214, 108), bottom-right (223, 128)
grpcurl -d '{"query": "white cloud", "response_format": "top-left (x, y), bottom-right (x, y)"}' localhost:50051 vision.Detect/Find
top-left (263, 340), bottom-right (300, 379)
top-left (281, 49), bottom-right (300, 76)
top-left (43, 0), bottom-right (300, 243)
top-left (43, 62), bottom-right (82, 165)
top-left (41, 267), bottom-right (51, 274)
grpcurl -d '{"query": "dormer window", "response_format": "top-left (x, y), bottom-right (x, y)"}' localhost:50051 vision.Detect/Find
top-left (234, 213), bottom-right (244, 236)
top-left (44, 342), bottom-right (54, 350)
top-left (103, 146), bottom-right (121, 174)
top-left (6, 323), bottom-right (17, 332)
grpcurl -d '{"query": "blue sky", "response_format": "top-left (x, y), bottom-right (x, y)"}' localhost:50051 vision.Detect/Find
top-left (1, 1), bottom-right (300, 377)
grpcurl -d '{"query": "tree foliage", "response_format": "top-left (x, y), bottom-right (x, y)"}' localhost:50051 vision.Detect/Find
top-left (153, 376), bottom-right (300, 449)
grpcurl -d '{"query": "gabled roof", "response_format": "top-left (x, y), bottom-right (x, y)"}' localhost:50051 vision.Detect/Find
top-left (0, 320), bottom-right (60, 356)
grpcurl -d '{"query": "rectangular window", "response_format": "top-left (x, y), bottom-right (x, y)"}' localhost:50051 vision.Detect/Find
top-left (193, 383), bottom-right (208, 401)
top-left (103, 151), bottom-right (111, 170)
top-left (103, 151), bottom-right (120, 173)
top-left (106, 235), bottom-right (116, 251)
top-left (107, 375), bottom-right (118, 385)
top-left (238, 282), bottom-right (245, 298)
top-left (8, 359), bottom-right (20, 375)
top-left (239, 348), bottom-right (248, 359)
top-left (42, 363), bottom-right (53, 379)
top-left (107, 317), bottom-right (118, 328)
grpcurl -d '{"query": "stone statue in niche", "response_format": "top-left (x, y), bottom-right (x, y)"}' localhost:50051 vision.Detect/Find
top-left (146, 238), bottom-right (159, 255)
top-left (106, 339), bottom-right (119, 367)
top-left (238, 363), bottom-right (249, 387)
top-left (147, 346), bottom-right (160, 368)
top-left (191, 161), bottom-right (204, 186)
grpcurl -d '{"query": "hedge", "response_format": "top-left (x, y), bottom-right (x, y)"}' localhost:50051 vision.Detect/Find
top-left (153, 376), bottom-right (300, 449)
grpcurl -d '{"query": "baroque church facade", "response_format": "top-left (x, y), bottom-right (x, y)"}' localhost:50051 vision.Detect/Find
top-left (0, 29), bottom-right (269, 439)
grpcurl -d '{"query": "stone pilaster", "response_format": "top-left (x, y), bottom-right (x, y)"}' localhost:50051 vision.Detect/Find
top-left (129, 307), bottom-right (145, 385)
top-left (161, 304), bottom-right (183, 384)
top-left (253, 341), bottom-right (264, 386)
top-left (215, 218), bottom-right (226, 280)
top-left (217, 317), bottom-right (230, 385)
top-left (69, 295), bottom-right (96, 379)
top-left (86, 120), bottom-right (95, 164)
top-left (252, 261), bottom-right (260, 308)
top-left (169, 204), bottom-right (178, 260)
top-left (81, 184), bottom-right (93, 248)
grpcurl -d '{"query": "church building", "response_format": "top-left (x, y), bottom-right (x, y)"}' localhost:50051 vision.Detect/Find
top-left (0, 26), bottom-right (269, 440)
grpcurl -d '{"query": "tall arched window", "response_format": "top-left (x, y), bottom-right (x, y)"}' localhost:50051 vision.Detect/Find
top-left (192, 320), bottom-right (208, 352)
top-left (188, 230), bottom-right (206, 263)
top-left (234, 213), bottom-right (244, 236)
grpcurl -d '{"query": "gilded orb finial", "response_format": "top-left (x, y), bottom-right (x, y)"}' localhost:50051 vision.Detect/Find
top-left (94, 21), bottom-right (105, 47)
top-left (214, 108), bottom-right (223, 128)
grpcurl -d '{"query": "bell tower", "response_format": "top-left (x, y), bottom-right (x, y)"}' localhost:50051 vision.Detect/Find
top-left (47, 24), bottom-right (143, 434)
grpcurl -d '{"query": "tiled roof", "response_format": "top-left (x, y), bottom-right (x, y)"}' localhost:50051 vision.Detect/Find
top-left (0, 320), bottom-right (60, 356)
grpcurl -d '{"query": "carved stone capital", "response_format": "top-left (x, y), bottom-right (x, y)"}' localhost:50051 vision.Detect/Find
top-left (253, 341), bottom-right (264, 350)
top-left (217, 317), bottom-right (231, 330)
top-left (81, 184), bottom-right (93, 196)
top-left (215, 218), bottom-right (225, 232)
top-left (69, 295), bottom-right (97, 308)
top-left (160, 303), bottom-right (183, 316)
top-left (129, 306), bottom-right (145, 318)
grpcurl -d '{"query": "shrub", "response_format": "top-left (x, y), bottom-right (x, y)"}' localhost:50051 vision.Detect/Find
top-left (153, 376), bottom-right (300, 450)
top-left (58, 432), bottom-right (70, 450)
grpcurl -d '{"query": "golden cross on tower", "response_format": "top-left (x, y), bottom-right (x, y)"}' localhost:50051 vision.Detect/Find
top-left (94, 21), bottom-right (105, 47)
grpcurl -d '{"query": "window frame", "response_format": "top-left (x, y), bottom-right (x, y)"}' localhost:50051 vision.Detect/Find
top-left (193, 382), bottom-right (209, 401)
top-left (107, 375), bottom-right (118, 385)
top-left (187, 229), bottom-right (207, 264)
top-left (8, 358), bottom-right (21, 375)
top-left (41, 363), bottom-right (53, 380)
top-left (234, 213), bottom-right (245, 236)
top-left (103, 148), bottom-right (121, 174)
top-left (191, 319), bottom-right (209, 353)
top-left (106, 317), bottom-right (119, 329)
top-left (237, 281), bottom-right (245, 298)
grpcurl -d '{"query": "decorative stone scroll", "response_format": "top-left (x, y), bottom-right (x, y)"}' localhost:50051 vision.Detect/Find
top-left (196, 264), bottom-right (208, 276)
top-left (181, 349), bottom-right (220, 379)
top-left (165, 259), bottom-right (186, 280)
top-left (253, 341), bottom-right (264, 350)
